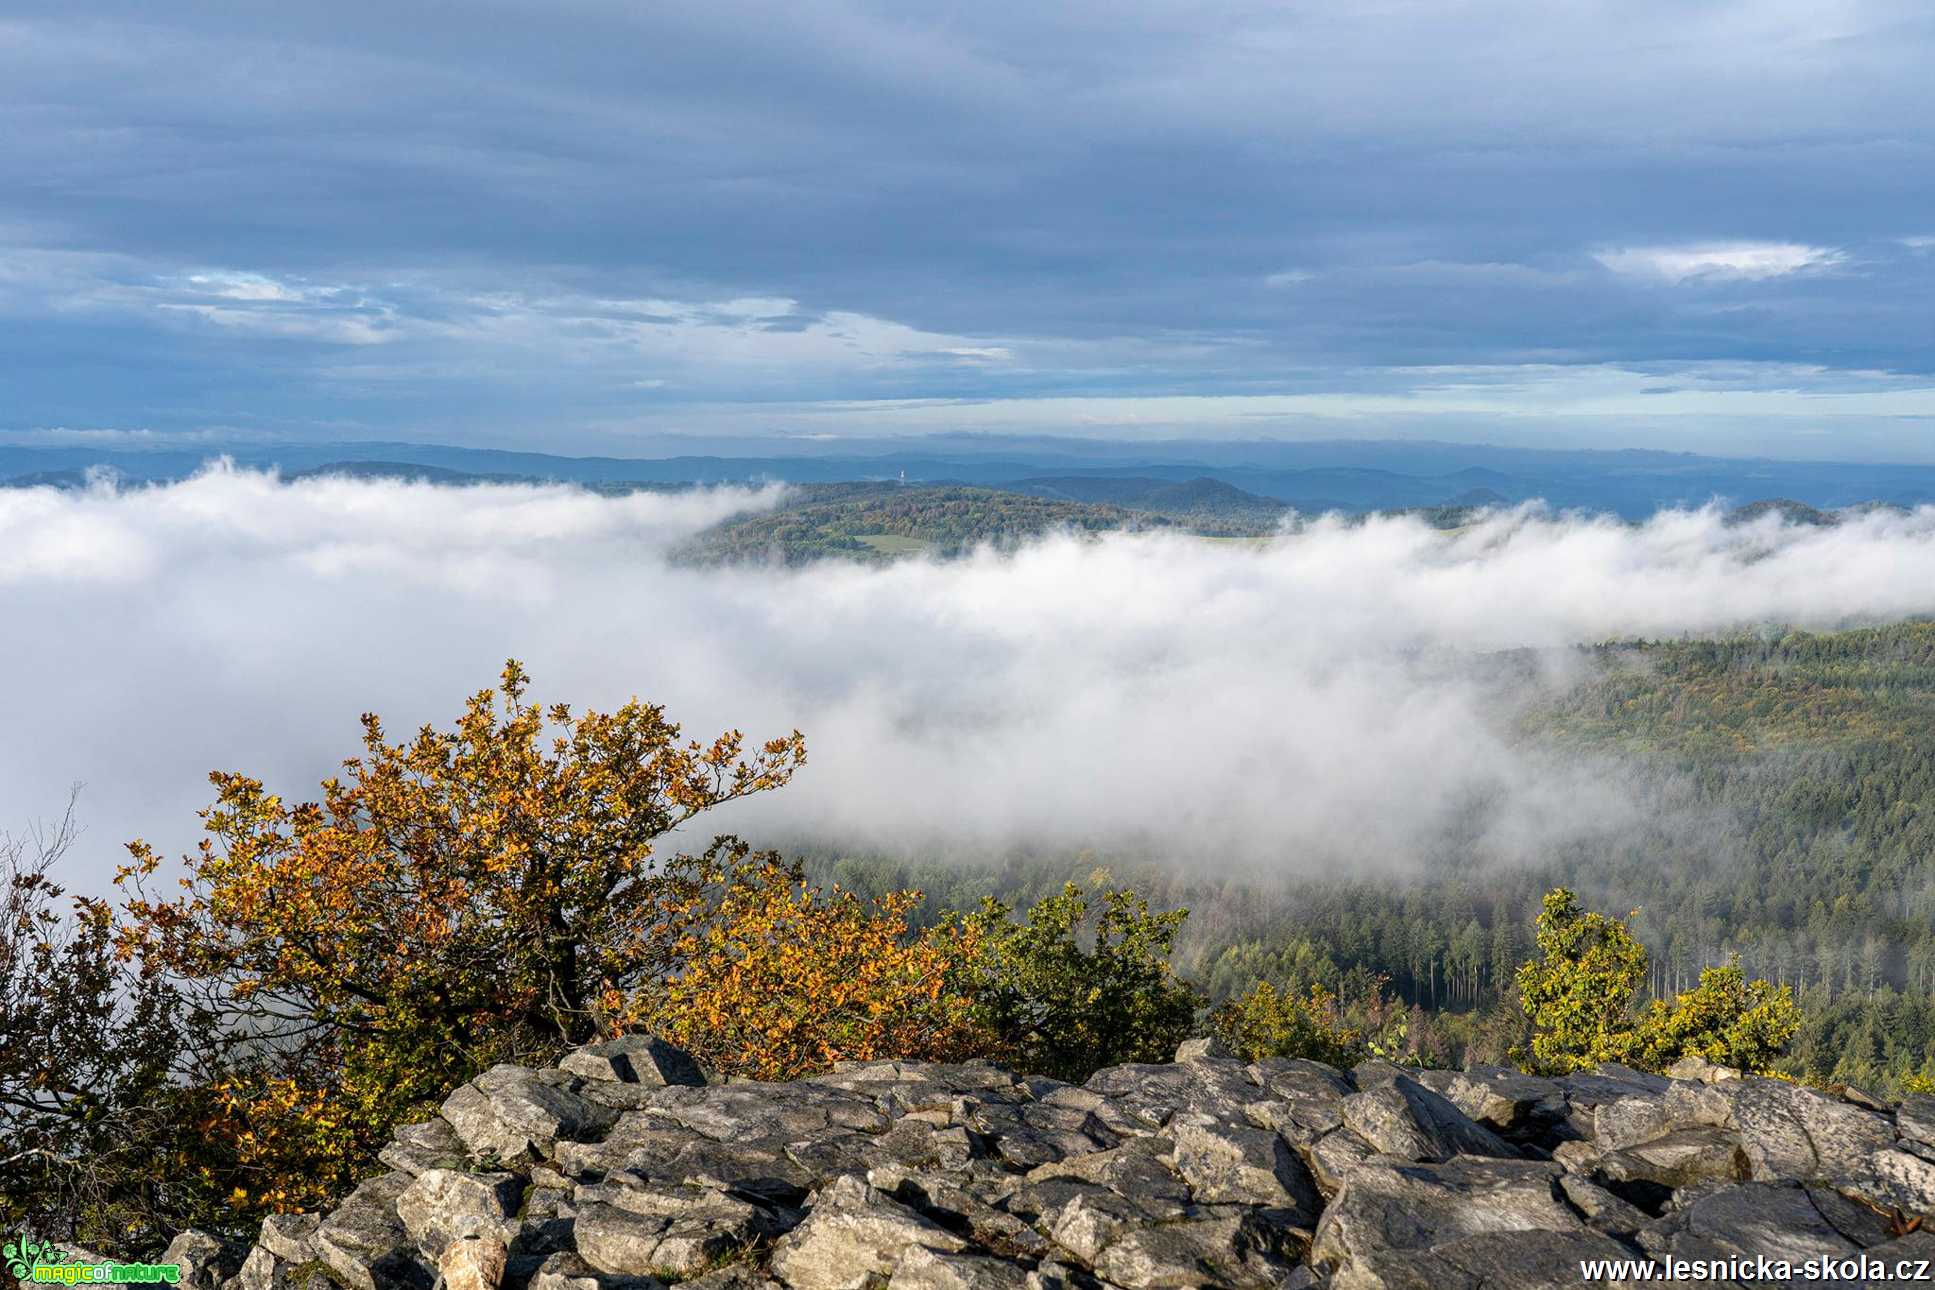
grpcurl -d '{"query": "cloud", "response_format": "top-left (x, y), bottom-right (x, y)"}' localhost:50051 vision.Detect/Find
top-left (7, 470), bottom-right (1935, 894)
top-left (6, 4), bottom-right (1935, 448)
top-left (1594, 242), bottom-right (1848, 284)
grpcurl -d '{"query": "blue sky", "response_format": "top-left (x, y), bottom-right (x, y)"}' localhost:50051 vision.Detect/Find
top-left (4, 0), bottom-right (1935, 458)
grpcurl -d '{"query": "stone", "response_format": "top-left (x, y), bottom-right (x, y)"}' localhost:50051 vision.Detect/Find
top-left (378, 1119), bottom-right (470, 1177)
top-left (1638, 1181), bottom-right (1859, 1268)
top-left (1340, 1076), bottom-right (1517, 1162)
top-left (1306, 1128), bottom-right (1379, 1196)
top-left (1557, 1174), bottom-right (1650, 1236)
top-left (1596, 1126), bottom-right (1750, 1194)
top-left (1330, 1229), bottom-right (1636, 1290)
top-left (574, 1187), bottom-right (779, 1281)
top-left (1849, 1147), bottom-right (1935, 1216)
top-left (394, 1169), bottom-right (524, 1255)
top-left (1554, 1065), bottom-right (1668, 1142)
top-left (767, 1177), bottom-right (965, 1290)
top-left (1437, 1066), bottom-right (1568, 1141)
top-left (436, 1233), bottom-right (509, 1290)
top-left (561, 1034), bottom-right (706, 1087)
top-left (1174, 1036), bottom-right (1235, 1062)
top-left (312, 1173), bottom-right (434, 1290)
top-left (257, 1215), bottom-right (323, 1264)
top-left (233, 1247), bottom-right (283, 1290)
top-left (1310, 1157), bottom-right (1585, 1279)
top-left (1090, 1212), bottom-right (1297, 1289)
top-left (526, 1251), bottom-right (668, 1290)
top-left (885, 1245), bottom-right (1031, 1289)
top-left (1898, 1095), bottom-right (1935, 1146)
top-left (224, 1049), bottom-right (1935, 1290)
top-left (164, 1230), bottom-right (243, 1290)
top-left (1167, 1116), bottom-right (1322, 1220)
top-left (1706, 1077), bottom-right (1896, 1182)
top-left (441, 1064), bottom-right (618, 1162)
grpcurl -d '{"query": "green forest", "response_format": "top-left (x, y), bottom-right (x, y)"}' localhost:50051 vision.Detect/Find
top-left (10, 623), bottom-right (1935, 1250)
top-left (676, 482), bottom-right (1282, 564)
top-left (805, 621), bottom-right (1935, 1093)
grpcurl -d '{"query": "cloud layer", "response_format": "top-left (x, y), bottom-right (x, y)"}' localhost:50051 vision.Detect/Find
top-left (8, 472), bottom-right (1935, 890)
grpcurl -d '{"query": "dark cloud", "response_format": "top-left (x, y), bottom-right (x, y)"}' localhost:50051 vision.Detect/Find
top-left (2, 1), bottom-right (1934, 452)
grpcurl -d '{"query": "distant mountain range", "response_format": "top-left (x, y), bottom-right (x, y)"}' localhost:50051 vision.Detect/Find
top-left (6, 437), bottom-right (1935, 519)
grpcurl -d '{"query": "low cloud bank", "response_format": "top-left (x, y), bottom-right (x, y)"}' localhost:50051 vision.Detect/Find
top-left (5, 467), bottom-right (1934, 886)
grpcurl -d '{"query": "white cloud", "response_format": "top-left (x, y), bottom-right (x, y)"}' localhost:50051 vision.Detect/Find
top-left (7, 469), bottom-right (1935, 894)
top-left (1593, 241), bottom-right (1847, 284)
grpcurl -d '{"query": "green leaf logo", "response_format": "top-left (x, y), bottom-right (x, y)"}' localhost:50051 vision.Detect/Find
top-left (6, 1236), bottom-right (68, 1282)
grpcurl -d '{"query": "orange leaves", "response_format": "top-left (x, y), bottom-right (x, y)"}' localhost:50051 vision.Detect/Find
top-left (648, 856), bottom-right (991, 1081)
top-left (105, 661), bottom-right (810, 1217)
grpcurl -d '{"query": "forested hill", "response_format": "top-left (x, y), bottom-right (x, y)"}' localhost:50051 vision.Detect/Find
top-left (805, 620), bottom-right (1935, 1093)
top-left (676, 481), bottom-right (1284, 564)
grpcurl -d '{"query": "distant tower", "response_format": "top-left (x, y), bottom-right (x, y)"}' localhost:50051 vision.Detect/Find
top-left (899, 469), bottom-right (907, 485)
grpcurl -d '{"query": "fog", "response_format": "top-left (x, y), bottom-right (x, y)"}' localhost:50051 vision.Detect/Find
top-left (5, 466), bottom-right (1935, 889)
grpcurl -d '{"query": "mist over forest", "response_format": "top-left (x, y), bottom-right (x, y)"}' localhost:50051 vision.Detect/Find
top-left (6, 465), bottom-right (1933, 884)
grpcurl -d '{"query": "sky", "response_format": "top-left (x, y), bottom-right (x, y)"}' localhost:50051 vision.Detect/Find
top-left (11, 469), bottom-right (1935, 891)
top-left (3, 1), bottom-right (1935, 457)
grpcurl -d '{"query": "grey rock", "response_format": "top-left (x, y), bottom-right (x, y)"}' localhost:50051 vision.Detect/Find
top-left (1306, 1128), bottom-right (1380, 1196)
top-left (1704, 1077), bottom-right (1895, 1182)
top-left (527, 1251), bottom-right (670, 1290)
top-left (1167, 1116), bottom-right (1322, 1220)
top-left (1340, 1077), bottom-right (1517, 1162)
top-left (1596, 1126), bottom-right (1750, 1192)
top-left (561, 1035), bottom-right (705, 1088)
top-left (1175, 1036), bottom-right (1236, 1063)
top-left (257, 1215), bottom-right (323, 1264)
top-left (1329, 1229), bottom-right (1637, 1290)
top-left (440, 1064), bottom-right (617, 1162)
top-left (1311, 1157), bottom-right (1585, 1281)
top-left (1083, 1058), bottom-right (1260, 1128)
top-left (1438, 1067), bottom-right (1568, 1142)
top-left (164, 1230), bottom-right (243, 1290)
top-left (1554, 1065), bottom-right (1668, 1142)
top-left (313, 1173), bottom-right (433, 1290)
top-left (233, 1247), bottom-right (284, 1290)
top-left (885, 1245), bottom-right (1031, 1289)
top-left (1638, 1181), bottom-right (1858, 1274)
top-left (1091, 1211), bottom-right (1297, 1288)
top-left (1556, 1174), bottom-right (1650, 1236)
top-left (394, 1169), bottom-right (524, 1255)
top-left (768, 1177), bottom-right (965, 1290)
top-left (574, 1183), bottom-right (781, 1280)
top-left (1898, 1095), bottom-right (1935, 1147)
top-left (1849, 1148), bottom-right (1935, 1216)
top-left (378, 1119), bottom-right (471, 1177)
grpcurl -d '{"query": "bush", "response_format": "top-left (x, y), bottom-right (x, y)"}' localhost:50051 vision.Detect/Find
top-left (962, 883), bottom-right (1199, 1082)
top-left (1210, 981), bottom-right (1363, 1067)
top-left (1, 802), bottom-right (216, 1250)
top-left (1515, 887), bottom-right (1798, 1076)
top-left (647, 849), bottom-right (991, 1080)
top-left (1633, 963), bottom-right (1800, 1073)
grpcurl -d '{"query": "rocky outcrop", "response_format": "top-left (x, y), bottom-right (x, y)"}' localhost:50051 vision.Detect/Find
top-left (204, 1048), bottom-right (1935, 1290)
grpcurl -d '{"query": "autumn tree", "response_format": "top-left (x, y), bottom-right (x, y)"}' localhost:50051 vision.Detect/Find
top-left (646, 848), bottom-right (991, 1081)
top-left (116, 663), bottom-right (805, 1211)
